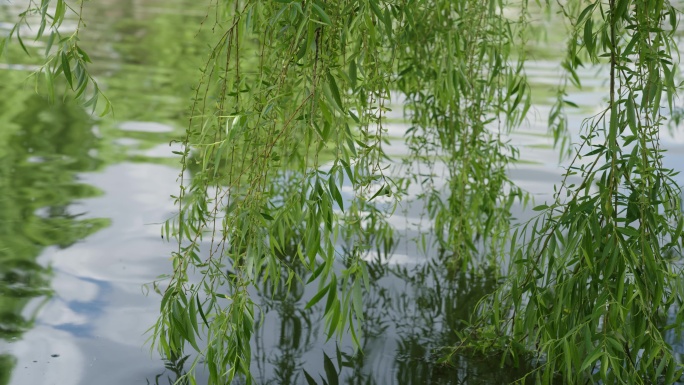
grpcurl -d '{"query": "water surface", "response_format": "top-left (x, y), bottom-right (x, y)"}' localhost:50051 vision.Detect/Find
top-left (1, 1), bottom-right (684, 385)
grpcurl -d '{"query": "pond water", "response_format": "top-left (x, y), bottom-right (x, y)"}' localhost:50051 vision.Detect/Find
top-left (1, 1), bottom-right (684, 385)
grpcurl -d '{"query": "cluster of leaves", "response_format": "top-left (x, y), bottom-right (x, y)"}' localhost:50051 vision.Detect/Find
top-left (151, 0), bottom-right (403, 383)
top-left (0, 0), bottom-right (111, 114)
top-left (148, 0), bottom-right (536, 382)
top-left (395, 0), bottom-right (531, 266)
top-left (457, 0), bottom-right (684, 383)
top-left (5, 0), bottom-right (684, 384)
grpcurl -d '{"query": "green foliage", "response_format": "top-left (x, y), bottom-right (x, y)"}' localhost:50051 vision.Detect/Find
top-left (395, 0), bottom-right (530, 265)
top-left (1, 0), bottom-right (111, 114)
top-left (456, 1), bottom-right (684, 383)
top-left (5, 0), bottom-right (684, 384)
top-left (146, 0), bottom-right (534, 382)
top-left (152, 1), bottom-right (400, 382)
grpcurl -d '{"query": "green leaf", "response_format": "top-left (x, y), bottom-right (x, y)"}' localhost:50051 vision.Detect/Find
top-left (626, 96), bottom-right (637, 135)
top-left (74, 64), bottom-right (88, 98)
top-left (532, 204), bottom-right (548, 211)
top-left (345, 136), bottom-right (357, 157)
top-left (305, 283), bottom-right (330, 309)
top-left (368, 184), bottom-right (386, 201)
top-left (383, 8), bottom-right (393, 36)
top-left (617, 226), bottom-right (639, 237)
top-left (323, 353), bottom-right (338, 385)
top-left (16, 31), bottom-right (30, 56)
top-left (296, 35), bottom-right (309, 60)
top-left (307, 261), bottom-right (327, 284)
top-left (45, 32), bottom-right (56, 57)
top-left (76, 46), bottom-right (92, 63)
top-left (327, 72), bottom-right (344, 111)
top-left (62, 52), bottom-right (73, 89)
top-left (328, 177), bottom-right (344, 212)
top-left (37, 19), bottom-right (46, 40)
top-left (563, 339), bottom-right (573, 383)
top-left (340, 159), bottom-right (355, 184)
top-left (624, 31), bottom-right (640, 56)
top-left (576, 2), bottom-right (595, 25)
top-left (563, 99), bottom-right (578, 108)
top-left (303, 370), bottom-right (318, 385)
top-left (45, 69), bottom-right (54, 103)
top-left (349, 60), bottom-right (357, 89)
top-left (324, 276), bottom-right (337, 314)
top-left (188, 295), bottom-right (200, 335)
top-left (99, 98), bottom-right (112, 117)
top-left (584, 18), bottom-right (594, 58)
top-left (196, 295), bottom-right (210, 328)
top-left (580, 346), bottom-right (603, 372)
top-left (352, 279), bottom-right (363, 321)
top-left (311, 3), bottom-right (332, 25)
top-left (369, 0), bottom-right (384, 21)
top-left (615, 0), bottom-right (630, 18)
top-left (53, 0), bottom-right (65, 28)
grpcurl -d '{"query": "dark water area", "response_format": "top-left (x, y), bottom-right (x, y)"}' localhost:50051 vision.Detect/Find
top-left (1, 1), bottom-right (684, 384)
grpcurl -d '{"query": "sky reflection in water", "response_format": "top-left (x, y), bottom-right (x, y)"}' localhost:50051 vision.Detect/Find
top-left (1, 1), bottom-right (684, 384)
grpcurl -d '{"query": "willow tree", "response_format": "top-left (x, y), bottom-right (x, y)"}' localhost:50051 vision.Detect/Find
top-left (461, 1), bottom-right (684, 383)
top-left (3, 0), bottom-right (684, 384)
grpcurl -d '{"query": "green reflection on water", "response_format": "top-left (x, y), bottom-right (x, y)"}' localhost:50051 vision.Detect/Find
top-left (0, 0), bottom-right (578, 383)
top-left (246, 238), bottom-right (549, 384)
top-left (0, 0), bottom-right (214, 382)
top-left (0, 355), bottom-right (15, 385)
top-left (77, 0), bottom-right (210, 168)
top-left (0, 71), bottom-right (110, 383)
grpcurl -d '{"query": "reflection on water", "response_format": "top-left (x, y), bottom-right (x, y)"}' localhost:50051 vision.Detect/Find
top-left (246, 245), bottom-right (546, 385)
top-left (0, 0), bottom-right (603, 383)
top-left (0, 0), bottom-right (682, 384)
top-left (0, 0), bottom-right (231, 383)
top-left (0, 71), bottom-right (109, 384)
top-left (146, 355), bottom-right (191, 385)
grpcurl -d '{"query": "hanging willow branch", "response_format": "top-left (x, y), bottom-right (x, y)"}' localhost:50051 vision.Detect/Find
top-left (1, 0), bottom-right (112, 114)
top-left (150, 0), bottom-right (533, 382)
top-left (151, 1), bottom-right (401, 382)
top-left (461, 1), bottom-right (684, 383)
top-left (5, 0), bottom-right (684, 384)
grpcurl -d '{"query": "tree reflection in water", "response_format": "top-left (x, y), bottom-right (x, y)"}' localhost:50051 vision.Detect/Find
top-left (193, 238), bottom-right (552, 384)
top-left (0, 72), bottom-right (109, 385)
top-left (146, 354), bottom-right (191, 385)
